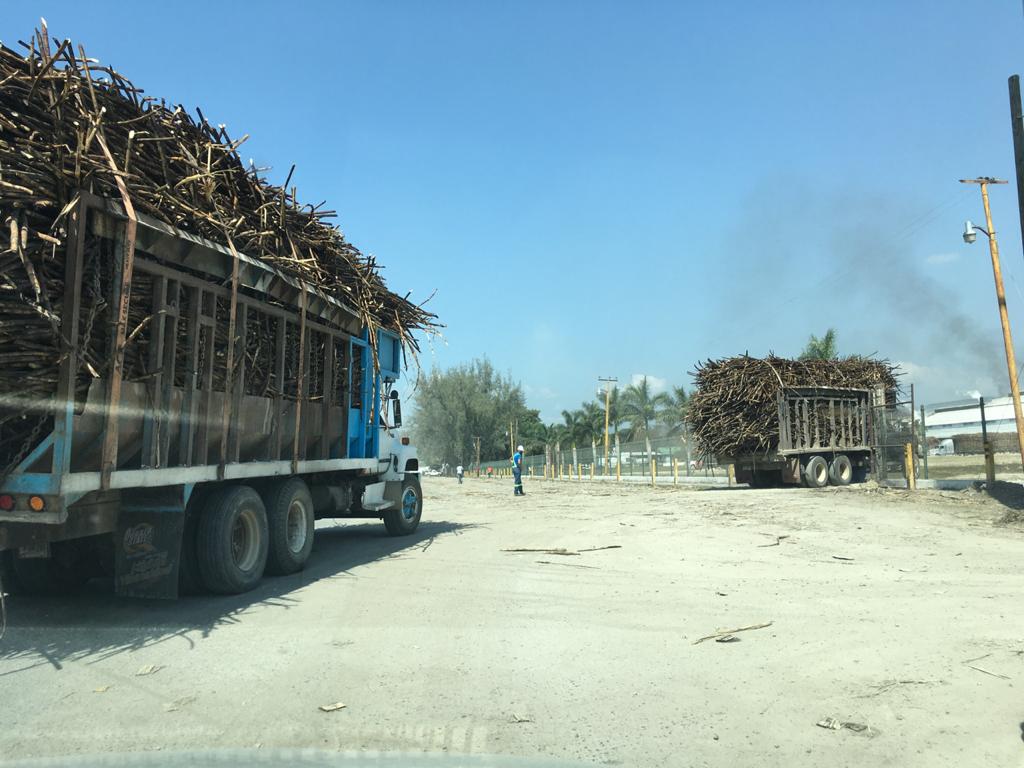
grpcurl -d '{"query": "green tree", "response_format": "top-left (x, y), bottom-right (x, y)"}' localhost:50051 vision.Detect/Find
top-left (799, 328), bottom-right (838, 360)
top-left (411, 358), bottom-right (542, 468)
top-left (661, 385), bottom-right (690, 436)
top-left (621, 377), bottom-right (671, 453)
top-left (561, 408), bottom-right (586, 446)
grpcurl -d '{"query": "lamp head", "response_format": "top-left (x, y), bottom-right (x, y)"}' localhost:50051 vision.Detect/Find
top-left (963, 220), bottom-right (977, 244)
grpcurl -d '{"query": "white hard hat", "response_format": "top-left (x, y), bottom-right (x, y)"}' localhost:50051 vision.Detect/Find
top-left (517, 445), bottom-right (524, 451)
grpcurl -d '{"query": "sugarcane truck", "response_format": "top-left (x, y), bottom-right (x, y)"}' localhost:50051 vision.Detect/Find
top-left (0, 192), bottom-right (421, 598)
top-left (729, 386), bottom-right (877, 488)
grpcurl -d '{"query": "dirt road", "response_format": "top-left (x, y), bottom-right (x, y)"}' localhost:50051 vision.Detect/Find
top-left (2, 478), bottom-right (1023, 766)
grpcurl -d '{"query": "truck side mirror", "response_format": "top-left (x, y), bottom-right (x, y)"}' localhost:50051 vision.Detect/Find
top-left (390, 390), bottom-right (402, 428)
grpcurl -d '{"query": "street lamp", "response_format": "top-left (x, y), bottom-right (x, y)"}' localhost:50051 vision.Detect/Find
top-left (960, 176), bottom-right (1024, 472)
top-left (962, 220), bottom-right (980, 244)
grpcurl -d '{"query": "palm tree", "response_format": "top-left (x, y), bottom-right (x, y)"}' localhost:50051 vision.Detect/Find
top-left (562, 408), bottom-right (592, 471)
top-left (799, 328), bottom-right (838, 360)
top-left (580, 400), bottom-right (605, 472)
top-left (622, 377), bottom-right (671, 466)
top-left (607, 386), bottom-right (624, 438)
top-left (662, 385), bottom-right (690, 436)
top-left (548, 421), bottom-right (569, 475)
top-left (606, 386), bottom-right (624, 471)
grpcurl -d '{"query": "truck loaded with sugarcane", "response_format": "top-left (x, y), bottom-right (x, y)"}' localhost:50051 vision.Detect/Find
top-left (687, 355), bottom-right (900, 488)
top-left (0, 26), bottom-right (438, 597)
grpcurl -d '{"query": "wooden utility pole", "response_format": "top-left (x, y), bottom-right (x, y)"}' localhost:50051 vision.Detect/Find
top-left (1007, 77), bottom-right (1024, 260)
top-left (598, 376), bottom-right (617, 476)
top-left (961, 177), bottom-right (1024, 472)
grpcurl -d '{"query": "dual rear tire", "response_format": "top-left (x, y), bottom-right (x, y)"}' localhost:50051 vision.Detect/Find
top-left (188, 478), bottom-right (315, 595)
top-left (803, 454), bottom-right (854, 488)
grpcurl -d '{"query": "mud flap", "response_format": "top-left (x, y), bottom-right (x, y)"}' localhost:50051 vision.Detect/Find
top-left (114, 487), bottom-right (187, 599)
top-left (782, 457), bottom-right (802, 485)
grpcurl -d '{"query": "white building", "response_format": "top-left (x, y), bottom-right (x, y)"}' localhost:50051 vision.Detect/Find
top-left (924, 396), bottom-right (1017, 439)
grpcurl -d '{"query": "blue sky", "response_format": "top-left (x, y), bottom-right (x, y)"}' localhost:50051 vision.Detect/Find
top-left (6, 1), bottom-right (1024, 420)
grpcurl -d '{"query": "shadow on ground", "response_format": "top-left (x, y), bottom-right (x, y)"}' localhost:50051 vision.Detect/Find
top-left (0, 519), bottom-right (470, 672)
top-left (986, 481), bottom-right (1024, 523)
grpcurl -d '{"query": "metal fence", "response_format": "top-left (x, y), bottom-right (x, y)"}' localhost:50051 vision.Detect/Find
top-left (871, 398), bottom-right (917, 483)
top-left (476, 435), bottom-right (725, 481)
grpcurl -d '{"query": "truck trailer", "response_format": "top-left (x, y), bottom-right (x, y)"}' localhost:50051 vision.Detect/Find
top-left (0, 193), bottom-right (421, 598)
top-left (729, 386), bottom-right (874, 488)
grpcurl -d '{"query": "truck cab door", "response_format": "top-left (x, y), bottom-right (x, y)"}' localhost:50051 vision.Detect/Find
top-left (348, 338), bottom-right (370, 458)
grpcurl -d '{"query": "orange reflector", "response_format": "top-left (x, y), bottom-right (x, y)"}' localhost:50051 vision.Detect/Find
top-left (29, 496), bottom-right (45, 512)
top-left (401, 437), bottom-right (410, 445)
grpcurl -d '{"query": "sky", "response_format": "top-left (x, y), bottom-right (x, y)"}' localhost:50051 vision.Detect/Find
top-left (6, 1), bottom-right (1024, 421)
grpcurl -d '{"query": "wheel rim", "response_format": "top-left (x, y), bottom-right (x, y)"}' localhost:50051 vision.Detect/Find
top-left (811, 461), bottom-right (827, 486)
top-left (401, 487), bottom-right (418, 520)
top-left (840, 461), bottom-right (852, 483)
top-left (286, 499), bottom-right (309, 554)
top-left (231, 508), bottom-right (260, 572)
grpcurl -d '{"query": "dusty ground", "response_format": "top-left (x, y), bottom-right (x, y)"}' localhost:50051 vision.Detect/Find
top-left (2, 477), bottom-right (1024, 767)
top-left (927, 451), bottom-right (1024, 481)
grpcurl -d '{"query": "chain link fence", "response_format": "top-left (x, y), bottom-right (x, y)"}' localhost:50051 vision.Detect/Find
top-left (475, 435), bottom-right (726, 482)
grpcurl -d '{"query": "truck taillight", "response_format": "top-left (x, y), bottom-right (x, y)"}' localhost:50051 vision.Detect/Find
top-left (0, 494), bottom-right (12, 511)
top-left (29, 496), bottom-right (45, 512)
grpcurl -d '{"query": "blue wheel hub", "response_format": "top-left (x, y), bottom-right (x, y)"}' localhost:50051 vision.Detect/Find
top-left (401, 487), bottom-right (418, 520)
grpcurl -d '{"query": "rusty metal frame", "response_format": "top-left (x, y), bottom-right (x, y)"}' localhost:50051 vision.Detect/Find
top-left (141, 274), bottom-right (167, 467)
top-left (178, 283), bottom-right (202, 467)
top-left (272, 317), bottom-right (286, 461)
top-left (99, 196), bottom-right (138, 490)
top-left (292, 290), bottom-right (307, 473)
top-left (53, 194), bottom-right (88, 480)
top-left (217, 240), bottom-right (241, 480)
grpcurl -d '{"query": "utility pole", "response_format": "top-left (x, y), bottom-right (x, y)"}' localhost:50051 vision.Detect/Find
top-left (961, 177), bottom-right (1024, 471)
top-left (1007, 76), bottom-right (1024, 260)
top-left (473, 436), bottom-right (481, 477)
top-left (598, 376), bottom-right (617, 476)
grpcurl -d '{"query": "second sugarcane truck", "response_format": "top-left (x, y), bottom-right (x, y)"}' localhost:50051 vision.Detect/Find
top-left (0, 193), bottom-right (421, 598)
top-left (729, 386), bottom-right (878, 488)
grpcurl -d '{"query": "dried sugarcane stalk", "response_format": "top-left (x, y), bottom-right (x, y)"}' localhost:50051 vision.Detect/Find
top-left (0, 22), bottom-right (441, 467)
top-left (687, 355), bottom-right (900, 459)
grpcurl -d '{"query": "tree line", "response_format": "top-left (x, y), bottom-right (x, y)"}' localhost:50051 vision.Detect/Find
top-left (411, 359), bottom-right (690, 468)
top-left (411, 330), bottom-right (839, 468)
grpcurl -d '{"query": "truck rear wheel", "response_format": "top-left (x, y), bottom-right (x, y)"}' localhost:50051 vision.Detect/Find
top-left (196, 485), bottom-right (268, 594)
top-left (261, 478), bottom-right (315, 576)
top-left (828, 454), bottom-right (853, 486)
top-left (383, 476), bottom-right (422, 536)
top-left (803, 456), bottom-right (829, 488)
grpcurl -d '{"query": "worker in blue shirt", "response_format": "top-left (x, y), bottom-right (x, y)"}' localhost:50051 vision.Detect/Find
top-left (512, 445), bottom-right (525, 496)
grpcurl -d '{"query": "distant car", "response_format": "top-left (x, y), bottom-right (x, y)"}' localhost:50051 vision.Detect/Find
top-left (427, 469), bottom-right (440, 477)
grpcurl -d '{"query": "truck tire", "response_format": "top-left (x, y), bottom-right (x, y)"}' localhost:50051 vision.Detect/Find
top-left (261, 478), bottom-right (315, 576)
top-left (803, 455), bottom-right (829, 488)
top-left (828, 454), bottom-right (853, 486)
top-left (383, 476), bottom-right (422, 536)
top-left (196, 485), bottom-right (268, 595)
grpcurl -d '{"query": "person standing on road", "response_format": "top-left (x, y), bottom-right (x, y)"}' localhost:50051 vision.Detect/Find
top-left (512, 445), bottom-right (525, 496)
top-left (456, 464), bottom-right (464, 484)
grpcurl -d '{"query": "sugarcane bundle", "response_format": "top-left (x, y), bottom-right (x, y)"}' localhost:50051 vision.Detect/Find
top-left (0, 23), bottom-right (439, 468)
top-left (687, 355), bottom-right (899, 457)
